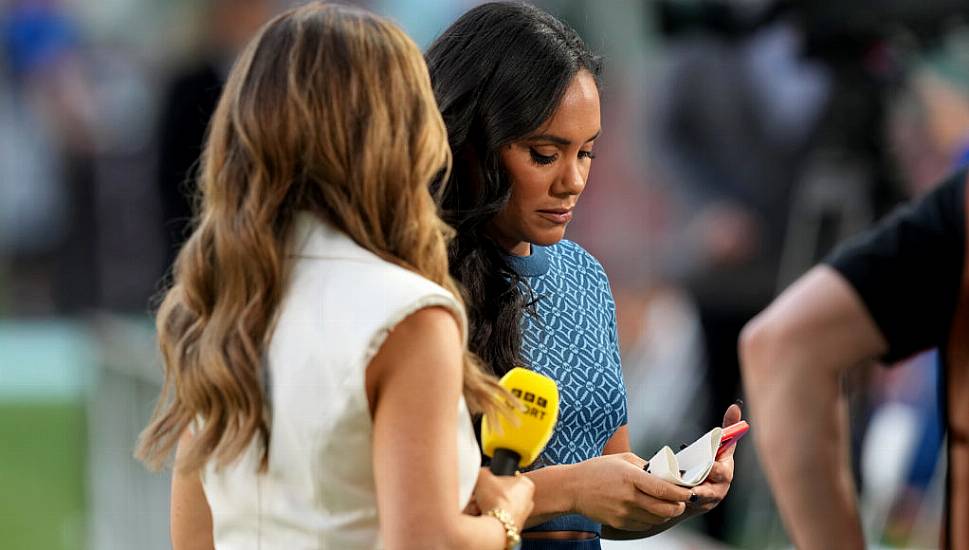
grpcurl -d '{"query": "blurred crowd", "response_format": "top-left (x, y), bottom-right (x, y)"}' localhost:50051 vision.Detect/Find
top-left (2, 0), bottom-right (969, 548)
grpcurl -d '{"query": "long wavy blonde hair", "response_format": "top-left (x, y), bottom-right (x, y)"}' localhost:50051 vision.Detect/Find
top-left (137, 2), bottom-right (503, 473)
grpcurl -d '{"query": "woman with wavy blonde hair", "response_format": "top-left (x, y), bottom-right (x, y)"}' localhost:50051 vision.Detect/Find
top-left (136, 3), bottom-right (532, 549)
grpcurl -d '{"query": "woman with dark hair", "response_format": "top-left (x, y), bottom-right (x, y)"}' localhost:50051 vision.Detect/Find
top-left (427, 2), bottom-right (739, 547)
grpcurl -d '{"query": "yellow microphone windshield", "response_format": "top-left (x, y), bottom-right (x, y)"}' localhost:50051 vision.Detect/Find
top-left (481, 367), bottom-right (559, 473)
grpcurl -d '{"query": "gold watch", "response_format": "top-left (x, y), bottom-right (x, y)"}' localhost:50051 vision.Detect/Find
top-left (486, 507), bottom-right (521, 550)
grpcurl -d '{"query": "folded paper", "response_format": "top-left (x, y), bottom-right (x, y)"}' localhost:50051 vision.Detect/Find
top-left (647, 427), bottom-right (723, 487)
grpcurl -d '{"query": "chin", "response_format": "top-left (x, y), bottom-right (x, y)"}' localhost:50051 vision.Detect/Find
top-left (529, 228), bottom-right (568, 247)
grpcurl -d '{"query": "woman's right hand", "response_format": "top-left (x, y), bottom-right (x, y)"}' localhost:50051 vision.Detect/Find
top-left (470, 467), bottom-right (535, 530)
top-left (571, 453), bottom-right (692, 531)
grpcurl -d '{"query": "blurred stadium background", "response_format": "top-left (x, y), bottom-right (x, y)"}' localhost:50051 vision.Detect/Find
top-left (2, 0), bottom-right (968, 548)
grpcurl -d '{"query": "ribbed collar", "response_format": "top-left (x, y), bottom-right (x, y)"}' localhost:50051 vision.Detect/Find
top-left (505, 244), bottom-right (550, 277)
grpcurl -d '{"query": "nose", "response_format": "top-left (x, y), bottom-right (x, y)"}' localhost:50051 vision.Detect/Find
top-left (555, 158), bottom-right (587, 196)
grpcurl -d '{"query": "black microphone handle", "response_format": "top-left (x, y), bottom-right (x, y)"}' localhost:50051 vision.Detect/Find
top-left (489, 448), bottom-right (522, 476)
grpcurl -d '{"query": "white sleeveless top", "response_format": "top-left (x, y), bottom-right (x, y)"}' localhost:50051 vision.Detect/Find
top-left (201, 213), bottom-right (481, 549)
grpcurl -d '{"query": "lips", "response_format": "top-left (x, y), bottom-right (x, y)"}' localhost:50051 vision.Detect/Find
top-left (537, 208), bottom-right (573, 224)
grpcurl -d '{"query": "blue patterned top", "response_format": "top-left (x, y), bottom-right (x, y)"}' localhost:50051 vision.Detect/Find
top-left (506, 240), bottom-right (628, 538)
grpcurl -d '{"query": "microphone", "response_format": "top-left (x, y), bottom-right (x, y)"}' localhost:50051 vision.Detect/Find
top-left (481, 367), bottom-right (560, 475)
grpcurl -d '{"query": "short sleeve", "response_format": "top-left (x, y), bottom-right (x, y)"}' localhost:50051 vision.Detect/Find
top-left (361, 291), bottom-right (468, 370)
top-left (823, 169), bottom-right (967, 363)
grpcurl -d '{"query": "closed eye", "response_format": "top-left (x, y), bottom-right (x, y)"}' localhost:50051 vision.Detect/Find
top-left (529, 148), bottom-right (557, 166)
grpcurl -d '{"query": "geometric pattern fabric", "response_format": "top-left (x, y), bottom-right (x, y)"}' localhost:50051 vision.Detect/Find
top-left (515, 240), bottom-right (628, 468)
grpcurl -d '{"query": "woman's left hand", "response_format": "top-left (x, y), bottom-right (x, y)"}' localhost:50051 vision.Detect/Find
top-left (689, 403), bottom-right (742, 513)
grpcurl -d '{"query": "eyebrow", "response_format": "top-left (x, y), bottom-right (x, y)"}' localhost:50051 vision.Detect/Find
top-left (527, 130), bottom-right (601, 146)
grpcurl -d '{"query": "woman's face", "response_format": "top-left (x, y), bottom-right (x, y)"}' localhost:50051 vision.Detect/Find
top-left (490, 70), bottom-right (601, 256)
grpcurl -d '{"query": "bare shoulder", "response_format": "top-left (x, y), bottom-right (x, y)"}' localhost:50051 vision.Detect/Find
top-left (387, 306), bottom-right (463, 346)
top-left (365, 306), bottom-right (464, 413)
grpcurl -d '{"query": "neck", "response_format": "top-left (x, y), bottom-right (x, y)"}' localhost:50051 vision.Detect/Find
top-left (486, 225), bottom-right (530, 256)
top-left (507, 241), bottom-right (531, 257)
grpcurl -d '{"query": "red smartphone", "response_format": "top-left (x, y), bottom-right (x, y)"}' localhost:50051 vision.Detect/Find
top-left (716, 420), bottom-right (749, 459)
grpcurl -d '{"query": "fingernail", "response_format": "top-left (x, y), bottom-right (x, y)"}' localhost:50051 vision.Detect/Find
top-left (734, 398), bottom-right (744, 407)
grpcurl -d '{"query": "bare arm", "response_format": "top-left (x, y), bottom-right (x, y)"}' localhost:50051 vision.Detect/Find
top-left (170, 431), bottom-right (214, 550)
top-left (601, 424), bottom-right (631, 455)
top-left (519, 463), bottom-right (578, 528)
top-left (368, 306), bottom-right (529, 550)
top-left (520, 425), bottom-right (637, 529)
top-left (739, 266), bottom-right (888, 550)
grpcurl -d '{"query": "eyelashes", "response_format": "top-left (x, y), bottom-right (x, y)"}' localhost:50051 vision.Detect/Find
top-left (529, 148), bottom-right (557, 165)
top-left (528, 148), bottom-right (596, 166)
